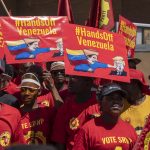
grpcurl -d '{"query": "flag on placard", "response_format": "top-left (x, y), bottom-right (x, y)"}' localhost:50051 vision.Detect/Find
top-left (6, 40), bottom-right (27, 51)
top-left (66, 49), bottom-right (88, 65)
top-left (57, 0), bottom-right (74, 23)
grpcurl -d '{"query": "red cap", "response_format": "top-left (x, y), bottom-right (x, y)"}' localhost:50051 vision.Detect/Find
top-left (129, 69), bottom-right (150, 95)
top-left (129, 69), bottom-right (147, 85)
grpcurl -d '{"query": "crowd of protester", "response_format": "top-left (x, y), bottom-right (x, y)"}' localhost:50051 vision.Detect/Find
top-left (0, 56), bottom-right (150, 150)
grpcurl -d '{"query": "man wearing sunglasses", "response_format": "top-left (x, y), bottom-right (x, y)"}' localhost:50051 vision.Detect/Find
top-left (50, 61), bottom-right (68, 92)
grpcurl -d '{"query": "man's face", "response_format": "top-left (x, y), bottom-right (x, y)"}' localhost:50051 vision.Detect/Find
top-left (20, 83), bottom-right (39, 105)
top-left (87, 55), bottom-right (98, 64)
top-left (114, 60), bottom-right (124, 72)
top-left (68, 76), bottom-right (91, 94)
top-left (101, 92), bottom-right (125, 117)
top-left (51, 69), bottom-right (65, 84)
top-left (28, 41), bottom-right (39, 51)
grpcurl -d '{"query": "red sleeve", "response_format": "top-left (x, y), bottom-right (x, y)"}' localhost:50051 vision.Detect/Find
top-left (73, 128), bottom-right (89, 150)
top-left (51, 104), bottom-right (68, 144)
top-left (47, 91), bottom-right (55, 108)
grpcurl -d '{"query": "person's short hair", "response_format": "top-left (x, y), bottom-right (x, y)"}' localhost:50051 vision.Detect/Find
top-left (5, 144), bottom-right (57, 150)
top-left (5, 64), bottom-right (14, 78)
top-left (26, 64), bottom-right (43, 83)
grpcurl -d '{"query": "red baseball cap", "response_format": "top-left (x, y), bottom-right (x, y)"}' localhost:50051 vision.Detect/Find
top-left (129, 69), bottom-right (150, 95)
top-left (129, 69), bottom-right (147, 85)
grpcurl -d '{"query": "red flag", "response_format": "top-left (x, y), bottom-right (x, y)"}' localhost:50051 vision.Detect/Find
top-left (99, 0), bottom-right (114, 30)
top-left (86, 0), bottom-right (114, 31)
top-left (86, 0), bottom-right (101, 28)
top-left (57, 0), bottom-right (74, 23)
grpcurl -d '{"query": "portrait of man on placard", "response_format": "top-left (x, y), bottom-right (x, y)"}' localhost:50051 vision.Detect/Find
top-left (109, 56), bottom-right (127, 76)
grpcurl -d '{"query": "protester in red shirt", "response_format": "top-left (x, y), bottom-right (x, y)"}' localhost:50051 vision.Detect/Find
top-left (26, 64), bottom-right (63, 108)
top-left (51, 75), bottom-right (99, 150)
top-left (73, 83), bottom-right (137, 150)
top-left (48, 61), bottom-right (70, 102)
top-left (50, 61), bottom-right (68, 92)
top-left (0, 61), bottom-right (19, 108)
top-left (0, 102), bottom-right (25, 149)
top-left (18, 72), bottom-right (57, 144)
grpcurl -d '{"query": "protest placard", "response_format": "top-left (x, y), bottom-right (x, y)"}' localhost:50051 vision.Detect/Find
top-left (118, 16), bottom-right (137, 58)
top-left (0, 16), bottom-right (68, 63)
top-left (63, 23), bottom-right (130, 82)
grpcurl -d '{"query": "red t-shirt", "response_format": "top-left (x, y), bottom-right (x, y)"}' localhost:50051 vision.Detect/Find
top-left (59, 89), bottom-right (75, 102)
top-left (73, 117), bottom-right (137, 150)
top-left (12, 76), bottom-right (21, 86)
top-left (37, 90), bottom-right (54, 108)
top-left (58, 83), bottom-right (68, 93)
top-left (51, 92), bottom-right (100, 150)
top-left (0, 103), bottom-right (25, 149)
top-left (20, 107), bottom-right (56, 144)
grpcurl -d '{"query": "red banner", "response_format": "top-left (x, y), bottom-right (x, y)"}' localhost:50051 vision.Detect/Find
top-left (99, 0), bottom-right (114, 30)
top-left (0, 16), bottom-right (68, 64)
top-left (57, 0), bottom-right (74, 23)
top-left (118, 16), bottom-right (137, 58)
top-left (86, 0), bottom-right (101, 28)
top-left (62, 24), bottom-right (130, 82)
top-left (86, 0), bottom-right (114, 31)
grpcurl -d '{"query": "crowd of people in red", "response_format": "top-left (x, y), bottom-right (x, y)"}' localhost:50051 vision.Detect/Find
top-left (0, 57), bottom-right (150, 150)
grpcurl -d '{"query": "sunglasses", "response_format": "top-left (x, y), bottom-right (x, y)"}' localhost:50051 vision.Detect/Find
top-left (51, 70), bottom-right (65, 75)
